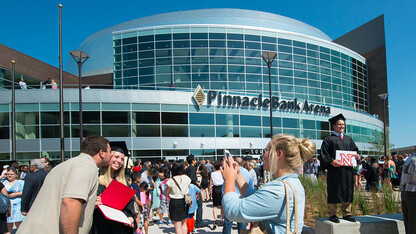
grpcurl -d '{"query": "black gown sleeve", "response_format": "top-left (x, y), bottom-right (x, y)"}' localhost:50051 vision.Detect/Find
top-left (123, 196), bottom-right (136, 219)
top-left (319, 137), bottom-right (334, 170)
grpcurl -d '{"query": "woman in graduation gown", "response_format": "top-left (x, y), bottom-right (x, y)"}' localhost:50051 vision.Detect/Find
top-left (89, 146), bottom-right (136, 234)
top-left (319, 113), bottom-right (360, 223)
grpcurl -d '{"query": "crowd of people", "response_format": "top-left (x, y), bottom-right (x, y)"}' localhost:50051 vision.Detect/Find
top-left (0, 158), bottom-right (49, 233)
top-left (0, 130), bottom-right (414, 234)
top-left (0, 133), bottom-right (316, 234)
top-left (302, 152), bottom-right (413, 193)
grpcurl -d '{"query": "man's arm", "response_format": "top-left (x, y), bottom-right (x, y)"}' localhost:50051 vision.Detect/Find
top-left (60, 198), bottom-right (84, 234)
top-left (21, 175), bottom-right (34, 214)
top-left (185, 167), bottom-right (197, 184)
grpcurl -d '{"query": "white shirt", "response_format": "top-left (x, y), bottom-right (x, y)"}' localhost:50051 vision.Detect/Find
top-left (19, 81), bottom-right (27, 90)
top-left (400, 153), bottom-right (416, 192)
top-left (167, 175), bottom-right (191, 199)
top-left (211, 171), bottom-right (224, 186)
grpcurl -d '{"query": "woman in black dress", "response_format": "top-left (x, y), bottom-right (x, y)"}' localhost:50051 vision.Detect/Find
top-left (198, 164), bottom-right (210, 202)
top-left (166, 162), bottom-right (191, 234)
top-left (89, 146), bottom-right (136, 234)
top-left (209, 161), bottom-right (224, 228)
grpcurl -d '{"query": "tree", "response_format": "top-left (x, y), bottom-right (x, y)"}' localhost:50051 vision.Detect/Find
top-left (369, 129), bottom-right (392, 157)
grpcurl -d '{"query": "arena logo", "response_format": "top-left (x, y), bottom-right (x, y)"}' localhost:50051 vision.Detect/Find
top-left (192, 86), bottom-right (330, 114)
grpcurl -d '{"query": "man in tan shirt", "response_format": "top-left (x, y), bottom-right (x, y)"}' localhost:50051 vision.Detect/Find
top-left (17, 136), bottom-right (113, 234)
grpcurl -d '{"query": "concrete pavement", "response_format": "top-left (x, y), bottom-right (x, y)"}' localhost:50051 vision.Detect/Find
top-left (147, 202), bottom-right (239, 233)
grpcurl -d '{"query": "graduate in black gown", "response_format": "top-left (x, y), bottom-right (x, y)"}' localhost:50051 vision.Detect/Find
top-left (319, 113), bottom-right (360, 223)
top-left (90, 144), bottom-right (136, 234)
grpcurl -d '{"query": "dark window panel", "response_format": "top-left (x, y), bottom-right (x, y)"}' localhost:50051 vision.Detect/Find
top-left (162, 112), bottom-right (188, 124)
top-left (227, 34), bottom-right (243, 40)
top-left (173, 33), bottom-right (190, 40)
top-left (139, 43), bottom-right (154, 50)
top-left (191, 33), bottom-right (208, 39)
top-left (209, 33), bottom-right (226, 39)
top-left (173, 40), bottom-right (190, 48)
top-left (245, 34), bottom-right (260, 41)
top-left (155, 34), bottom-right (171, 41)
top-left (190, 126), bottom-right (215, 137)
top-left (262, 36), bottom-right (277, 43)
top-left (122, 37), bottom-right (137, 45)
top-left (134, 125), bottom-right (160, 137)
top-left (162, 125), bottom-right (188, 137)
top-left (102, 125), bottom-right (130, 137)
top-left (139, 51), bottom-right (154, 59)
top-left (102, 111), bottom-right (130, 124)
top-left (138, 35), bottom-right (154, 43)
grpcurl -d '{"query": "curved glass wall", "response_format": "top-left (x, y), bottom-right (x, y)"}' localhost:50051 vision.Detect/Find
top-left (0, 101), bottom-right (381, 161)
top-left (113, 26), bottom-right (368, 112)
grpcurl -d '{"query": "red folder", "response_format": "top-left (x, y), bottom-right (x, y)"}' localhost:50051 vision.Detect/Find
top-left (100, 180), bottom-right (136, 210)
top-left (98, 180), bottom-right (136, 225)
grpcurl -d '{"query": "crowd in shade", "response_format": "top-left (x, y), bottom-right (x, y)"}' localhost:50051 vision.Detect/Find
top-left (0, 131), bottom-right (414, 234)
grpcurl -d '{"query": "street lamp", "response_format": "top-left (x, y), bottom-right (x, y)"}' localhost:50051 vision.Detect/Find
top-left (70, 50), bottom-right (90, 146)
top-left (11, 60), bottom-right (16, 161)
top-left (378, 93), bottom-right (389, 157)
top-left (262, 51), bottom-right (277, 138)
top-left (59, 4), bottom-right (64, 162)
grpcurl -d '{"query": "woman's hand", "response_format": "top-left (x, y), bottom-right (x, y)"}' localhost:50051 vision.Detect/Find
top-left (221, 156), bottom-right (239, 183)
top-left (6, 209), bottom-right (11, 217)
top-left (221, 156), bottom-right (239, 194)
top-left (8, 193), bottom-right (15, 199)
top-left (124, 217), bottom-right (134, 227)
top-left (94, 196), bottom-right (102, 208)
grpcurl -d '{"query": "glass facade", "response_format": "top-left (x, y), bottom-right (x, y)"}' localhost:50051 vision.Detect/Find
top-left (0, 10), bottom-right (384, 163)
top-left (113, 26), bottom-right (368, 112)
top-left (0, 101), bottom-right (382, 161)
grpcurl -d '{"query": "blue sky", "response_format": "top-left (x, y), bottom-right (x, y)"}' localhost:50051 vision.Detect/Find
top-left (1, 0), bottom-right (415, 148)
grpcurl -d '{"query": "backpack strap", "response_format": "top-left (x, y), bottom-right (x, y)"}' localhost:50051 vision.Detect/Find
top-left (277, 180), bottom-right (298, 234)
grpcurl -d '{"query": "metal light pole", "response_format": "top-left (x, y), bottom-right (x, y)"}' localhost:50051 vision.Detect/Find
top-left (11, 60), bottom-right (16, 161)
top-left (378, 93), bottom-right (389, 157)
top-left (261, 51), bottom-right (277, 139)
top-left (59, 4), bottom-right (64, 162)
top-left (70, 50), bottom-right (90, 146)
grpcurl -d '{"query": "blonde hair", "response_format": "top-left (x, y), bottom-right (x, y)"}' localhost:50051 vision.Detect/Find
top-left (268, 134), bottom-right (316, 174)
top-left (99, 151), bottom-right (127, 186)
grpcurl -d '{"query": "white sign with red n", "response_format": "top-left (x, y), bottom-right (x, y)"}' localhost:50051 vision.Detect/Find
top-left (335, 150), bottom-right (357, 167)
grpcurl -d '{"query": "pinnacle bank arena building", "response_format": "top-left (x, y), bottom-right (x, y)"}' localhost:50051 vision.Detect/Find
top-left (0, 9), bottom-right (388, 161)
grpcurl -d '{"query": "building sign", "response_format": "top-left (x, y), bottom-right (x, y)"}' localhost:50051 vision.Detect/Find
top-left (192, 87), bottom-right (331, 115)
top-left (192, 85), bottom-right (206, 108)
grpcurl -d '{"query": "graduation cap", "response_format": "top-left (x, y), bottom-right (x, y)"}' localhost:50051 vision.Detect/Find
top-left (328, 113), bottom-right (346, 125)
top-left (110, 141), bottom-right (129, 156)
top-left (110, 141), bottom-right (132, 172)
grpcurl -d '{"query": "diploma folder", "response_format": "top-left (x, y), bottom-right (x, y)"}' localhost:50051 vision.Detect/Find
top-left (98, 180), bottom-right (136, 225)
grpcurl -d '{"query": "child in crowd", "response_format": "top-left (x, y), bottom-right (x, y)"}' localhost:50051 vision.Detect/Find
top-left (138, 182), bottom-right (152, 234)
top-left (131, 173), bottom-right (144, 234)
top-left (152, 169), bottom-right (161, 220)
top-left (158, 166), bottom-right (171, 225)
top-left (186, 183), bottom-right (200, 234)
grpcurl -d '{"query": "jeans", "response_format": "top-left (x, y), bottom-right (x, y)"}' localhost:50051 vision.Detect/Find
top-left (222, 216), bottom-right (246, 234)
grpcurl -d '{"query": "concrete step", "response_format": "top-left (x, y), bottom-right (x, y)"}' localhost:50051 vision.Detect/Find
top-left (315, 213), bottom-right (404, 234)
